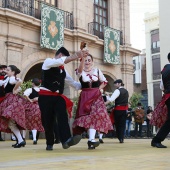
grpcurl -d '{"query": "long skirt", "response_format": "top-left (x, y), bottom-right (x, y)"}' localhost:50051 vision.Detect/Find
top-left (150, 94), bottom-right (170, 128)
top-left (0, 93), bottom-right (26, 133)
top-left (72, 88), bottom-right (113, 134)
top-left (24, 101), bottom-right (44, 132)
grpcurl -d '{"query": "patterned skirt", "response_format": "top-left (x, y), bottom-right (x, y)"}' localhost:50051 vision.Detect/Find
top-left (24, 101), bottom-right (44, 132)
top-left (0, 93), bottom-right (26, 133)
top-left (150, 94), bottom-right (170, 128)
top-left (72, 88), bottom-right (113, 134)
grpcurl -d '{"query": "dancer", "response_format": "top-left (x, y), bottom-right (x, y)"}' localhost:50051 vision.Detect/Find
top-left (72, 54), bottom-right (113, 149)
top-left (0, 65), bottom-right (26, 148)
top-left (38, 47), bottom-right (88, 150)
top-left (151, 52), bottom-right (170, 148)
top-left (0, 65), bottom-right (7, 141)
top-left (23, 78), bottom-right (44, 145)
top-left (106, 79), bottom-right (129, 143)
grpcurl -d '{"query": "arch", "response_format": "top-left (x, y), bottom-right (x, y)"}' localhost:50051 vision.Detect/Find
top-left (102, 71), bottom-right (117, 93)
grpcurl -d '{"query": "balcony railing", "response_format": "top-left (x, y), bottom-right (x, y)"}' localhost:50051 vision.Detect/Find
top-left (1, 0), bottom-right (74, 29)
top-left (88, 22), bottom-right (123, 45)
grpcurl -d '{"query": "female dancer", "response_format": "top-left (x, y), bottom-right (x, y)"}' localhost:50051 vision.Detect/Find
top-left (0, 65), bottom-right (26, 148)
top-left (23, 78), bottom-right (44, 144)
top-left (73, 54), bottom-right (113, 149)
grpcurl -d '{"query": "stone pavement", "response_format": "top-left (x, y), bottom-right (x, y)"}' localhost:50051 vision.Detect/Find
top-left (0, 138), bottom-right (170, 170)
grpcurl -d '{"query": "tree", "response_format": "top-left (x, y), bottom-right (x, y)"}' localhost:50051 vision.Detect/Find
top-left (129, 92), bottom-right (143, 109)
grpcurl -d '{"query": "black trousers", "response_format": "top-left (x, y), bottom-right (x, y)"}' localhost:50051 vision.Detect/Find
top-left (134, 122), bottom-right (142, 137)
top-left (38, 95), bottom-right (71, 145)
top-left (114, 110), bottom-right (126, 140)
top-left (153, 98), bottom-right (170, 143)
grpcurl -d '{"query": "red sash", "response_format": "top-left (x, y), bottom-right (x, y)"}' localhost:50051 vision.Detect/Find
top-left (39, 89), bottom-right (73, 118)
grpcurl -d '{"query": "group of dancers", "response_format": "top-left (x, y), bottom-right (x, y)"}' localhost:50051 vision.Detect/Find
top-left (0, 46), bottom-right (169, 150)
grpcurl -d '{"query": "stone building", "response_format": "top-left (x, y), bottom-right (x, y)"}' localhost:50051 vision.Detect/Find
top-left (0, 0), bottom-right (139, 99)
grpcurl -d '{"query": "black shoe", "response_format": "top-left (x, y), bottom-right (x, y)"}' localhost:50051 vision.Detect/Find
top-left (87, 141), bottom-right (100, 149)
top-left (62, 135), bottom-right (82, 149)
top-left (151, 141), bottom-right (167, 148)
top-left (54, 139), bottom-right (60, 144)
top-left (99, 139), bottom-right (104, 144)
top-left (0, 138), bottom-right (4, 141)
top-left (12, 142), bottom-right (18, 147)
top-left (13, 141), bottom-right (26, 148)
top-left (119, 139), bottom-right (124, 143)
top-left (46, 145), bottom-right (53, 151)
top-left (33, 140), bottom-right (37, 145)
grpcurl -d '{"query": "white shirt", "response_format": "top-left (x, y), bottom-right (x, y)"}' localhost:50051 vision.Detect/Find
top-left (24, 87), bottom-right (40, 97)
top-left (41, 57), bottom-right (81, 91)
top-left (0, 76), bottom-right (22, 91)
top-left (107, 87), bottom-right (124, 102)
top-left (160, 79), bottom-right (164, 91)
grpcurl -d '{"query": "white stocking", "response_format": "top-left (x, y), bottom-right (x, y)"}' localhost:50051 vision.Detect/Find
top-left (21, 130), bottom-right (26, 139)
top-left (88, 129), bottom-right (96, 142)
top-left (8, 120), bottom-right (23, 144)
top-left (32, 129), bottom-right (37, 141)
top-left (99, 133), bottom-right (103, 139)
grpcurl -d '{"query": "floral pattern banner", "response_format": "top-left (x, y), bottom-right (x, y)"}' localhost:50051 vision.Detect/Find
top-left (40, 3), bottom-right (64, 50)
top-left (104, 27), bottom-right (120, 64)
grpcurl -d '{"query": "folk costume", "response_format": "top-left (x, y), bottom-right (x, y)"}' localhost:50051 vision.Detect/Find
top-left (0, 75), bottom-right (26, 147)
top-left (72, 68), bottom-right (113, 148)
top-left (107, 79), bottom-right (129, 143)
top-left (38, 47), bottom-right (82, 150)
top-left (151, 60), bottom-right (170, 148)
top-left (23, 83), bottom-right (44, 144)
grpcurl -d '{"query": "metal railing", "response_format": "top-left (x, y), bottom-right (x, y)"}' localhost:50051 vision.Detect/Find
top-left (88, 22), bottom-right (123, 45)
top-left (1, 0), bottom-right (74, 29)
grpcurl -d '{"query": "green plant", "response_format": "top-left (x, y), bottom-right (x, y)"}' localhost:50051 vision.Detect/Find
top-left (72, 96), bottom-right (79, 118)
top-left (19, 80), bottom-right (32, 95)
top-left (129, 92), bottom-right (143, 109)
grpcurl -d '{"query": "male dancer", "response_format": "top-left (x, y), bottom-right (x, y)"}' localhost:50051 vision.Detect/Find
top-left (106, 79), bottom-right (129, 143)
top-left (38, 47), bottom-right (88, 150)
top-left (0, 65), bottom-right (7, 141)
top-left (151, 53), bottom-right (170, 148)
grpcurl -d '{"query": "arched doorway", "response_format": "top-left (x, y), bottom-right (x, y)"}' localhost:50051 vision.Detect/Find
top-left (24, 63), bottom-right (43, 81)
top-left (104, 74), bottom-right (115, 93)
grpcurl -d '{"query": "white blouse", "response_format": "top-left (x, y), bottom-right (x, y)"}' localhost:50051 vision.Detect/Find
top-left (0, 76), bottom-right (22, 87)
top-left (77, 68), bottom-right (107, 83)
top-left (24, 87), bottom-right (40, 97)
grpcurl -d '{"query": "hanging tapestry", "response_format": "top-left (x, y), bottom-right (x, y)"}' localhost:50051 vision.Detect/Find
top-left (104, 27), bottom-right (120, 64)
top-left (40, 3), bottom-right (64, 50)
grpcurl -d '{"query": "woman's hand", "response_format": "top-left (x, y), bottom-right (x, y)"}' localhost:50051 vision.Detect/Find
top-left (13, 89), bottom-right (18, 95)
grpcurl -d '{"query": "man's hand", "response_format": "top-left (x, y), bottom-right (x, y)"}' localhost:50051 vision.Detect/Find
top-left (76, 50), bottom-right (89, 59)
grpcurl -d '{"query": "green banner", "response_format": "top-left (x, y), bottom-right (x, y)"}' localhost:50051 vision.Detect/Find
top-left (40, 4), bottom-right (64, 50)
top-left (104, 27), bottom-right (120, 64)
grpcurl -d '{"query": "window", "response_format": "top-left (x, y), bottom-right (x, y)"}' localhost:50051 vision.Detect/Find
top-left (152, 55), bottom-right (161, 80)
top-left (151, 29), bottom-right (160, 54)
top-left (94, 0), bottom-right (108, 39)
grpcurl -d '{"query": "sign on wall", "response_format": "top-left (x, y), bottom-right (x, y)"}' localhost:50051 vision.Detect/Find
top-left (104, 27), bottom-right (120, 64)
top-left (40, 3), bottom-right (64, 50)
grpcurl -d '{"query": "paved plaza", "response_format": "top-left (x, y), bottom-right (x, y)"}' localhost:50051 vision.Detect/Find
top-left (0, 138), bottom-right (170, 170)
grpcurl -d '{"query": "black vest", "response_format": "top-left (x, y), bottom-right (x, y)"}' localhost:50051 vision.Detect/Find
top-left (115, 88), bottom-right (129, 106)
top-left (4, 82), bottom-right (15, 94)
top-left (79, 76), bottom-right (100, 88)
top-left (29, 88), bottom-right (39, 99)
top-left (41, 67), bottom-right (66, 93)
top-left (162, 64), bottom-right (170, 94)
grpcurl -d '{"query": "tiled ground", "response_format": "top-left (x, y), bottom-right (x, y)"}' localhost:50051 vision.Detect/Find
top-left (0, 138), bottom-right (170, 170)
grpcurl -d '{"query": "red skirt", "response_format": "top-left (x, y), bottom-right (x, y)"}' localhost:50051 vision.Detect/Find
top-left (0, 93), bottom-right (26, 133)
top-left (24, 101), bottom-right (44, 132)
top-left (150, 94), bottom-right (170, 128)
top-left (72, 88), bottom-right (113, 134)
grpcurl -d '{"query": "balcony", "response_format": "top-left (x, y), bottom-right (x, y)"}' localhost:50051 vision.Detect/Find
top-left (88, 22), bottom-right (123, 45)
top-left (1, 0), bottom-right (74, 29)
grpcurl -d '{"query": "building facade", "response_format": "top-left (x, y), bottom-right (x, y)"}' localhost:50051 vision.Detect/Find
top-left (144, 12), bottom-right (162, 108)
top-left (0, 0), bottom-right (139, 99)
